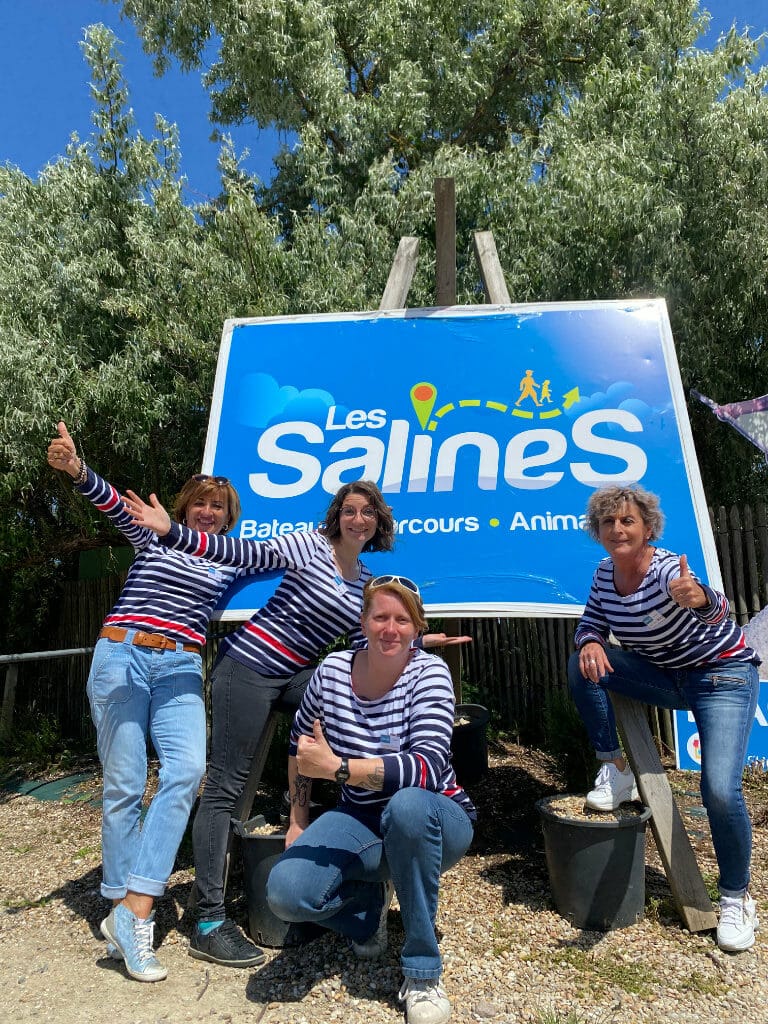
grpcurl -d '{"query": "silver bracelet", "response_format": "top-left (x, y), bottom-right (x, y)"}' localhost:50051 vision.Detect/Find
top-left (73, 459), bottom-right (87, 486)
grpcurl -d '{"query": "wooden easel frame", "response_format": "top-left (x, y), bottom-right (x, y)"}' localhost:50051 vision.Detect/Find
top-left (225, 178), bottom-right (716, 933)
top-left (378, 178), bottom-right (715, 932)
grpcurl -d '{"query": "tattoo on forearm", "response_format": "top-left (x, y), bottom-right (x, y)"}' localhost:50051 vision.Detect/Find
top-left (292, 773), bottom-right (311, 807)
top-left (361, 765), bottom-right (385, 791)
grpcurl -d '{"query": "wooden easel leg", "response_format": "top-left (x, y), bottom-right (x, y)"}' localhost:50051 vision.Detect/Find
top-left (473, 231), bottom-right (512, 304)
top-left (379, 237), bottom-right (420, 310)
top-left (220, 710), bottom-right (280, 905)
top-left (610, 692), bottom-right (717, 932)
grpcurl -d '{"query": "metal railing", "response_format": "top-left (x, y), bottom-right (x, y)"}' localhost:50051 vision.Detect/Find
top-left (0, 648), bottom-right (94, 737)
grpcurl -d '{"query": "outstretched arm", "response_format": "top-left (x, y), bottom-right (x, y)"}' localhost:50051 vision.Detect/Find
top-left (122, 490), bottom-right (173, 537)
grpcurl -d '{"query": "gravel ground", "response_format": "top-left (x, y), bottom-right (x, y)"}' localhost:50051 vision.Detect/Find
top-left (2, 740), bottom-right (768, 1024)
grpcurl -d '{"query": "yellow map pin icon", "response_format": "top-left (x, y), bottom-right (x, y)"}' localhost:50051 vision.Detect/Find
top-left (410, 382), bottom-right (437, 430)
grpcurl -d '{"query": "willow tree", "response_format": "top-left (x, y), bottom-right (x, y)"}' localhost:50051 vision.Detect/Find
top-left (0, 24), bottom-right (284, 650)
top-left (118, 0), bottom-right (768, 504)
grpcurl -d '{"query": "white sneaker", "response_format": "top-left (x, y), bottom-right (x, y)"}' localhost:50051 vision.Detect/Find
top-left (717, 893), bottom-right (759, 952)
top-left (352, 880), bottom-right (394, 958)
top-left (585, 762), bottom-right (639, 811)
top-left (398, 977), bottom-right (451, 1024)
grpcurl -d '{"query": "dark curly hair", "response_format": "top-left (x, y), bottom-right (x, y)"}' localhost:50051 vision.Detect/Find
top-left (321, 480), bottom-right (394, 552)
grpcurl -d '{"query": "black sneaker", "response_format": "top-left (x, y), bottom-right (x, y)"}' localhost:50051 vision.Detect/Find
top-left (188, 919), bottom-right (266, 967)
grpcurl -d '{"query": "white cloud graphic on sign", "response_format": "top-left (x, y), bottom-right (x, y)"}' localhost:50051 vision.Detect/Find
top-left (237, 373), bottom-right (339, 427)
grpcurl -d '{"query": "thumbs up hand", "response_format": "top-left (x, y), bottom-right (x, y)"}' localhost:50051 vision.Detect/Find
top-left (669, 554), bottom-right (707, 608)
top-left (46, 420), bottom-right (80, 477)
top-left (296, 718), bottom-right (337, 779)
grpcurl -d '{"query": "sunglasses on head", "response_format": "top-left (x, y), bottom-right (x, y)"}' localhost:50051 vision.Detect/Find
top-left (369, 575), bottom-right (420, 596)
top-left (193, 474), bottom-right (230, 486)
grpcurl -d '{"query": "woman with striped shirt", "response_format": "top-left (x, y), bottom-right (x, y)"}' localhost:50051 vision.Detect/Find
top-left (568, 484), bottom-right (760, 953)
top-left (47, 422), bottom-right (250, 982)
top-left (266, 575), bottom-right (475, 1024)
top-left (126, 484), bottom-right (469, 970)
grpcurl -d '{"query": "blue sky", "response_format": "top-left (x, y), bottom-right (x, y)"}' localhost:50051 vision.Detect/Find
top-left (0, 1), bottom-right (765, 203)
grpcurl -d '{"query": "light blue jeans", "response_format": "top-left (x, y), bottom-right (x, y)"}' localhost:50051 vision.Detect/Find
top-left (568, 648), bottom-right (759, 896)
top-left (266, 788), bottom-right (474, 979)
top-left (87, 635), bottom-right (206, 899)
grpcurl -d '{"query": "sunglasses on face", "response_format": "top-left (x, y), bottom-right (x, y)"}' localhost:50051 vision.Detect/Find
top-left (193, 474), bottom-right (230, 486)
top-left (340, 506), bottom-right (377, 520)
top-left (369, 574), bottom-right (420, 596)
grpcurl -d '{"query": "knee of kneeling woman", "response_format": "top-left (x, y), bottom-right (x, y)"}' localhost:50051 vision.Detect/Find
top-left (266, 862), bottom-right (312, 923)
top-left (382, 788), bottom-right (432, 838)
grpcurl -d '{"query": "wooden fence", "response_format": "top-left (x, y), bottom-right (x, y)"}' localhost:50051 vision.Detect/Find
top-left (6, 503), bottom-right (768, 749)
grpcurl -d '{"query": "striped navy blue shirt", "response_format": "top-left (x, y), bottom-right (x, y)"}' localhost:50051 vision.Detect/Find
top-left (289, 648), bottom-right (477, 822)
top-left (160, 523), bottom-right (370, 675)
top-left (575, 547), bottom-right (757, 669)
top-left (76, 469), bottom-right (248, 646)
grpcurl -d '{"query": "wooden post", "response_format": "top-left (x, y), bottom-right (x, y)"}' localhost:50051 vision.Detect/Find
top-left (0, 663), bottom-right (18, 737)
top-left (216, 710), bottom-right (280, 908)
top-left (474, 231), bottom-right (511, 304)
top-left (434, 178), bottom-right (456, 306)
top-left (379, 237), bottom-right (420, 310)
top-left (233, 711), bottom-right (280, 824)
top-left (610, 692), bottom-right (717, 932)
top-left (433, 178), bottom-right (463, 698)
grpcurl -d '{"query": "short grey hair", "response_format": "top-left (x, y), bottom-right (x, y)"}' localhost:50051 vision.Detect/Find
top-left (584, 485), bottom-right (665, 543)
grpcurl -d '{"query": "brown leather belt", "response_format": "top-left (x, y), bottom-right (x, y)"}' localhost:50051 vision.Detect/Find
top-left (99, 625), bottom-right (201, 655)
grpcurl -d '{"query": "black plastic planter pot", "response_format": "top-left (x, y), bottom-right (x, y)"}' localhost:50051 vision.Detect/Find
top-left (536, 796), bottom-right (653, 931)
top-left (451, 704), bottom-right (490, 786)
top-left (233, 817), bottom-right (323, 948)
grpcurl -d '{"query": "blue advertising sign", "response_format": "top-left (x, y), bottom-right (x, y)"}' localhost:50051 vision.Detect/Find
top-left (202, 300), bottom-right (718, 618)
top-left (674, 690), bottom-right (768, 772)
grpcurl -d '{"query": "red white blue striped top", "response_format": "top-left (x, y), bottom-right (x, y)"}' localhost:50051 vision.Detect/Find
top-left (159, 522), bottom-right (370, 675)
top-left (76, 469), bottom-right (248, 646)
top-left (575, 547), bottom-right (758, 669)
top-left (289, 648), bottom-right (477, 822)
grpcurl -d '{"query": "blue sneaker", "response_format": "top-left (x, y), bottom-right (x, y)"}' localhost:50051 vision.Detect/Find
top-left (100, 904), bottom-right (167, 982)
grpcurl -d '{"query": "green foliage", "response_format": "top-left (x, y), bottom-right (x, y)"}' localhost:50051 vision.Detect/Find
top-left (535, 1012), bottom-right (606, 1024)
top-left (120, 0), bottom-right (768, 504)
top-left (542, 689), bottom-right (594, 793)
top-left (5, 5), bottom-right (768, 659)
top-left (0, 711), bottom-right (88, 774)
top-left (0, 25), bottom-right (285, 652)
top-left (546, 945), bottom-right (655, 996)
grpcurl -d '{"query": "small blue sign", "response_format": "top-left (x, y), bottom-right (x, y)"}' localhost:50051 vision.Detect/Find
top-left (202, 300), bottom-right (718, 619)
top-left (674, 689), bottom-right (768, 771)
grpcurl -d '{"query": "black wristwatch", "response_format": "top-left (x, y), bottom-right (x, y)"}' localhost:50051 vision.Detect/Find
top-left (335, 756), bottom-right (350, 784)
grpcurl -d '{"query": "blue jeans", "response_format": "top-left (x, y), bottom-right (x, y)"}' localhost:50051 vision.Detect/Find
top-left (266, 788), bottom-right (474, 979)
top-left (568, 648), bottom-right (759, 896)
top-left (87, 635), bottom-right (206, 900)
top-left (192, 654), bottom-right (312, 922)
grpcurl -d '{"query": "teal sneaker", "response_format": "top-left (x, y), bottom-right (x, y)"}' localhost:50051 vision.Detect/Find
top-left (100, 904), bottom-right (167, 982)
